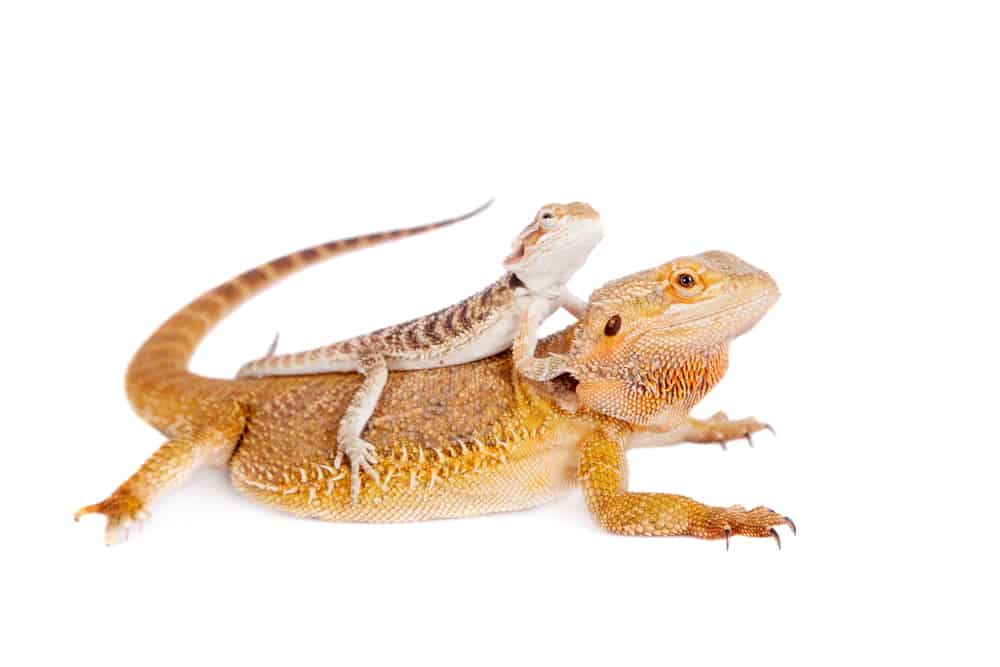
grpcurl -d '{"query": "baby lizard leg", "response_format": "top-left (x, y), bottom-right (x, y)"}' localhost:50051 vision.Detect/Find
top-left (334, 354), bottom-right (387, 504)
top-left (630, 412), bottom-right (775, 450)
top-left (263, 332), bottom-right (280, 357)
top-left (578, 430), bottom-right (794, 545)
top-left (513, 298), bottom-right (574, 382)
top-left (75, 412), bottom-right (246, 545)
top-left (560, 286), bottom-right (588, 319)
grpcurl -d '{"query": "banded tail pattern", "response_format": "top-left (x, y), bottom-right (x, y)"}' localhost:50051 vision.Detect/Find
top-left (124, 201), bottom-right (492, 434)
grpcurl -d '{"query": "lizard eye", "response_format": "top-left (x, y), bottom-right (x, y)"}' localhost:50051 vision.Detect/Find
top-left (671, 270), bottom-right (703, 296)
top-left (538, 210), bottom-right (558, 229)
top-left (604, 314), bottom-right (622, 336)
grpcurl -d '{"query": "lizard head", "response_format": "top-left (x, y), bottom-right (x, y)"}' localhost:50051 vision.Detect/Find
top-left (564, 251), bottom-right (780, 427)
top-left (503, 202), bottom-right (603, 291)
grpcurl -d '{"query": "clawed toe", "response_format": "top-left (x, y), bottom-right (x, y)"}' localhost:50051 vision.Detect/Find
top-left (74, 492), bottom-right (148, 546)
top-left (338, 438), bottom-right (380, 505)
top-left (703, 415), bottom-right (775, 451)
top-left (767, 517), bottom-right (796, 550)
top-left (720, 508), bottom-right (797, 551)
top-left (770, 527), bottom-right (782, 550)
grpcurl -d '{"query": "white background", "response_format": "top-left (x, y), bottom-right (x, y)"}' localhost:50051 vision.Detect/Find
top-left (2, 2), bottom-right (997, 665)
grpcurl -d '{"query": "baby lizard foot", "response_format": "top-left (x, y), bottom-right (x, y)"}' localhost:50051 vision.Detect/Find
top-left (74, 490), bottom-right (149, 546)
top-left (710, 505), bottom-right (796, 551)
top-left (333, 437), bottom-right (380, 505)
top-left (687, 411), bottom-right (775, 450)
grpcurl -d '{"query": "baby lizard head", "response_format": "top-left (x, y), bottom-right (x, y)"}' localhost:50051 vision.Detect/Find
top-left (564, 251), bottom-right (780, 426)
top-left (503, 202), bottom-right (603, 291)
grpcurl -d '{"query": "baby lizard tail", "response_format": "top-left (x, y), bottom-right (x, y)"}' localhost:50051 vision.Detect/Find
top-left (124, 200), bottom-right (492, 433)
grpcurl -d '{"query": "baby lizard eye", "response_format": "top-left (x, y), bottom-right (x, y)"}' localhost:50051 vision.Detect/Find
top-left (676, 273), bottom-right (695, 288)
top-left (538, 211), bottom-right (559, 231)
top-left (604, 314), bottom-right (622, 336)
top-left (538, 210), bottom-right (559, 229)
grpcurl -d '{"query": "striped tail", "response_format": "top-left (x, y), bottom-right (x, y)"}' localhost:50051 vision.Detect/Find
top-left (124, 200), bottom-right (492, 433)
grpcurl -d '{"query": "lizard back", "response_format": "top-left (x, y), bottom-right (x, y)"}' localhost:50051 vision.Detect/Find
top-left (237, 275), bottom-right (520, 376)
top-left (229, 335), bottom-right (584, 521)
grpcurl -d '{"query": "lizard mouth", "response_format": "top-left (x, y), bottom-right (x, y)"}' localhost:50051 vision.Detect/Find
top-left (503, 242), bottom-right (527, 266)
top-left (655, 290), bottom-right (779, 333)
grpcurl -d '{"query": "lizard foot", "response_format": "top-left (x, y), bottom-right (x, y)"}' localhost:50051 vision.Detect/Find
top-left (333, 437), bottom-right (380, 505)
top-left (74, 490), bottom-right (149, 546)
top-left (708, 505), bottom-right (796, 550)
top-left (692, 411), bottom-right (775, 450)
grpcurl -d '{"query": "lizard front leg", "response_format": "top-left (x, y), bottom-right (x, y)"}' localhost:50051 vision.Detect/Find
top-left (578, 429), bottom-right (794, 546)
top-left (560, 286), bottom-right (588, 319)
top-left (512, 297), bottom-right (574, 382)
top-left (75, 410), bottom-right (246, 545)
top-left (335, 354), bottom-right (388, 505)
top-left (630, 412), bottom-right (775, 450)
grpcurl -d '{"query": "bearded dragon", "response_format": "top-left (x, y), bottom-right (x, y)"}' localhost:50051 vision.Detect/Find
top-left (236, 202), bottom-right (602, 503)
top-left (76, 216), bottom-right (793, 549)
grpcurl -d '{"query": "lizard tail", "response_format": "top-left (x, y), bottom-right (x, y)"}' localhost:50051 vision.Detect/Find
top-left (124, 200), bottom-right (492, 432)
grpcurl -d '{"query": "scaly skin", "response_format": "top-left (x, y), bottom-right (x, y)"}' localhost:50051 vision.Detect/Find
top-left (236, 202), bottom-right (600, 379)
top-left (76, 215), bottom-right (791, 548)
top-left (235, 202), bottom-right (602, 504)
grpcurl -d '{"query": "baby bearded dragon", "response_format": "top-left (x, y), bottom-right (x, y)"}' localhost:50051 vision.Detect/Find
top-left (236, 202), bottom-right (602, 503)
top-left (76, 211), bottom-right (793, 549)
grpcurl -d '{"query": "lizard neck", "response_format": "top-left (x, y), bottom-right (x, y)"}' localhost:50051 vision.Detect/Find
top-left (570, 336), bottom-right (731, 428)
top-left (513, 268), bottom-right (574, 294)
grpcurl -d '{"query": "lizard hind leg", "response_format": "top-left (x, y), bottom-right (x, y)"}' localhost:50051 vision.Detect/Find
top-left (264, 332), bottom-right (280, 357)
top-left (74, 489), bottom-right (149, 546)
top-left (75, 417), bottom-right (245, 545)
top-left (334, 354), bottom-right (389, 505)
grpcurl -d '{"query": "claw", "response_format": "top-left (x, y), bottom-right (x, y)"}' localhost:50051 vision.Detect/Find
top-left (744, 432), bottom-right (755, 448)
top-left (341, 439), bottom-right (381, 506)
top-left (719, 439), bottom-right (728, 451)
top-left (764, 424), bottom-right (776, 437)
top-left (770, 527), bottom-right (782, 550)
top-left (785, 516), bottom-right (797, 536)
top-left (724, 526), bottom-right (732, 551)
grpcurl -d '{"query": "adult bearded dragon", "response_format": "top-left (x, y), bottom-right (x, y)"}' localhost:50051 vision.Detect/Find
top-left (236, 202), bottom-right (603, 503)
top-left (76, 213), bottom-right (793, 548)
